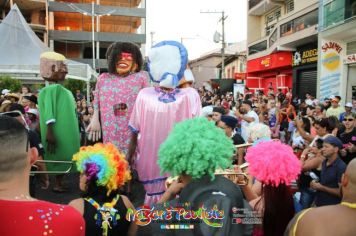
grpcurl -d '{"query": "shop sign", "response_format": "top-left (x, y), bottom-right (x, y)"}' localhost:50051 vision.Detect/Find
top-left (234, 72), bottom-right (246, 80)
top-left (261, 58), bottom-right (270, 67)
top-left (319, 40), bottom-right (344, 99)
top-left (293, 48), bottom-right (318, 66)
top-left (247, 52), bottom-right (292, 73)
top-left (321, 41), bottom-right (342, 71)
top-left (344, 54), bottom-right (356, 64)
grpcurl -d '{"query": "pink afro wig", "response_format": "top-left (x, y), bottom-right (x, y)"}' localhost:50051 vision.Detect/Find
top-left (245, 140), bottom-right (301, 186)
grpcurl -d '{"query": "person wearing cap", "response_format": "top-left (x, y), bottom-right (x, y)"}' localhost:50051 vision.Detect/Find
top-left (339, 113), bottom-right (356, 165)
top-left (127, 41), bottom-right (202, 205)
top-left (27, 108), bottom-right (39, 131)
top-left (212, 106), bottom-right (225, 122)
top-left (326, 96), bottom-right (345, 118)
top-left (339, 102), bottom-right (353, 122)
top-left (23, 95), bottom-right (38, 109)
top-left (38, 51), bottom-right (80, 192)
top-left (4, 93), bottom-right (20, 103)
top-left (217, 115), bottom-right (245, 164)
top-left (235, 99), bottom-right (259, 142)
top-left (1, 89), bottom-right (10, 96)
top-left (311, 136), bottom-right (347, 206)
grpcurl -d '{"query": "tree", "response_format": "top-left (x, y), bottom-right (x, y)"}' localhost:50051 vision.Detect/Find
top-left (63, 78), bottom-right (86, 95)
top-left (0, 75), bottom-right (22, 93)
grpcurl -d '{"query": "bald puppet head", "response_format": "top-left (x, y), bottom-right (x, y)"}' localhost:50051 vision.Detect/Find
top-left (40, 52), bottom-right (68, 82)
top-left (341, 159), bottom-right (356, 199)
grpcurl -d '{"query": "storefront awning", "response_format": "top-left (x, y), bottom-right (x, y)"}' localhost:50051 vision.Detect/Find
top-left (247, 51), bottom-right (292, 73)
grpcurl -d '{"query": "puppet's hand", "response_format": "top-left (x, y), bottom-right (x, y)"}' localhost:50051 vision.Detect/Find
top-left (86, 110), bottom-right (101, 141)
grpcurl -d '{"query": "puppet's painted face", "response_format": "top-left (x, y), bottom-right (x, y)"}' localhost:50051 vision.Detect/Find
top-left (116, 52), bottom-right (137, 76)
top-left (40, 58), bottom-right (68, 82)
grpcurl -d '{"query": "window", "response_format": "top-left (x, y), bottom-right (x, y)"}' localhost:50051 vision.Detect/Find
top-left (280, 10), bottom-right (318, 37)
top-left (248, 41), bottom-right (267, 55)
top-left (265, 24), bottom-right (275, 36)
top-left (265, 8), bottom-right (282, 25)
top-left (286, 0), bottom-right (294, 13)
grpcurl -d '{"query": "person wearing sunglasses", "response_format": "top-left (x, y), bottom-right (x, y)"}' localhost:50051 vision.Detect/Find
top-left (0, 116), bottom-right (85, 236)
top-left (38, 51), bottom-right (80, 193)
top-left (339, 113), bottom-right (356, 165)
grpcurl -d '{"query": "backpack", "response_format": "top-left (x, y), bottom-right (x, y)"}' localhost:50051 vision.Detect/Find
top-left (151, 176), bottom-right (253, 236)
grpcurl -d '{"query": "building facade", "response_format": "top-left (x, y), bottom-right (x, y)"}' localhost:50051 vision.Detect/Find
top-left (189, 42), bottom-right (246, 89)
top-left (246, 0), bottom-right (319, 98)
top-left (317, 0), bottom-right (356, 102)
top-left (48, 0), bottom-right (146, 71)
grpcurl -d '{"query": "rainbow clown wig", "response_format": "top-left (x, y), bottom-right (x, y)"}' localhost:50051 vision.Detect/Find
top-left (73, 143), bottom-right (131, 195)
top-left (158, 117), bottom-right (234, 180)
top-left (245, 140), bottom-right (301, 186)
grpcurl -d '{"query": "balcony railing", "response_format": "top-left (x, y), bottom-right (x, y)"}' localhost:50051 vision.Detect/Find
top-left (249, 0), bottom-right (263, 10)
top-left (280, 9), bottom-right (318, 37)
top-left (248, 40), bottom-right (267, 55)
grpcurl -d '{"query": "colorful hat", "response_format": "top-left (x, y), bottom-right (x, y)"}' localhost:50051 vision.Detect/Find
top-left (73, 143), bottom-right (131, 195)
top-left (158, 117), bottom-right (234, 180)
top-left (147, 40), bottom-right (188, 89)
top-left (245, 140), bottom-right (301, 186)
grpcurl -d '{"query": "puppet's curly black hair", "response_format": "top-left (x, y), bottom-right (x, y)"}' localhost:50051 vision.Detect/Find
top-left (106, 42), bottom-right (143, 74)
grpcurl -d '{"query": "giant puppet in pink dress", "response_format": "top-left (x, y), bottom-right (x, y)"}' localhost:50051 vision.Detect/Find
top-left (87, 42), bottom-right (149, 154)
top-left (127, 41), bottom-right (202, 205)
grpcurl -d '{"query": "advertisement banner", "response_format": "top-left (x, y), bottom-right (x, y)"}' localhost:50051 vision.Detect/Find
top-left (319, 40), bottom-right (345, 98)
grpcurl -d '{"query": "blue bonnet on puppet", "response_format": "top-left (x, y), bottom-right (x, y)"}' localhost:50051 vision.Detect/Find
top-left (147, 41), bottom-right (194, 102)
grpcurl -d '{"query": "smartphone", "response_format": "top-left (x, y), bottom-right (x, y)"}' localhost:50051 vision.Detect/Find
top-left (309, 172), bottom-right (319, 182)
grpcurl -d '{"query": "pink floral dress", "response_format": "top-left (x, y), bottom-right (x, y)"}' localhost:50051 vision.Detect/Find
top-left (93, 72), bottom-right (149, 154)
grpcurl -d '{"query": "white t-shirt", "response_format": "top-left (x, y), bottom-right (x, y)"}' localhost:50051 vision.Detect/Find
top-left (241, 109), bottom-right (259, 141)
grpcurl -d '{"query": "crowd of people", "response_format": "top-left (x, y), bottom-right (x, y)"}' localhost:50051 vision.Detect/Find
top-left (1, 40), bottom-right (356, 236)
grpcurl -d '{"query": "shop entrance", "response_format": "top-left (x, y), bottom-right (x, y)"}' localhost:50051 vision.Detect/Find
top-left (296, 69), bottom-right (317, 99)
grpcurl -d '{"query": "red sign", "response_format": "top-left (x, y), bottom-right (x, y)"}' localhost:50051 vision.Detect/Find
top-left (345, 54), bottom-right (356, 64)
top-left (234, 72), bottom-right (246, 80)
top-left (247, 52), bottom-right (292, 73)
top-left (322, 41), bottom-right (342, 53)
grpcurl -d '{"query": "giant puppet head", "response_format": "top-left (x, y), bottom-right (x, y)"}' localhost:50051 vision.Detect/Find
top-left (40, 51), bottom-right (68, 82)
top-left (147, 40), bottom-right (192, 89)
top-left (106, 42), bottom-right (143, 77)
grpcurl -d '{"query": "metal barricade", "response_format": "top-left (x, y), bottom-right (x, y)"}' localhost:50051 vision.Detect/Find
top-left (30, 160), bottom-right (73, 175)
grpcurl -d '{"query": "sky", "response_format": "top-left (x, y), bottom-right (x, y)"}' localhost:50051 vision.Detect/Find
top-left (145, 0), bottom-right (247, 60)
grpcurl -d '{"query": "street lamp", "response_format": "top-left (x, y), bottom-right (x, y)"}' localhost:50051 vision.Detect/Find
top-left (200, 11), bottom-right (228, 79)
top-left (68, 2), bottom-right (114, 71)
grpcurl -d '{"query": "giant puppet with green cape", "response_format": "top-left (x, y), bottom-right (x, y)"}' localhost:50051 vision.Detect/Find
top-left (38, 52), bottom-right (80, 191)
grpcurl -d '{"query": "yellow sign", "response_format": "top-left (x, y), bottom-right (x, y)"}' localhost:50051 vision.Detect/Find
top-left (322, 52), bottom-right (340, 71)
top-left (321, 42), bottom-right (342, 71)
top-left (261, 58), bottom-right (270, 67)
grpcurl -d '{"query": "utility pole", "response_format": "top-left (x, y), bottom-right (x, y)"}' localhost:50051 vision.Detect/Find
top-left (220, 11), bottom-right (227, 79)
top-left (91, 2), bottom-right (95, 71)
top-left (200, 10), bottom-right (227, 79)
